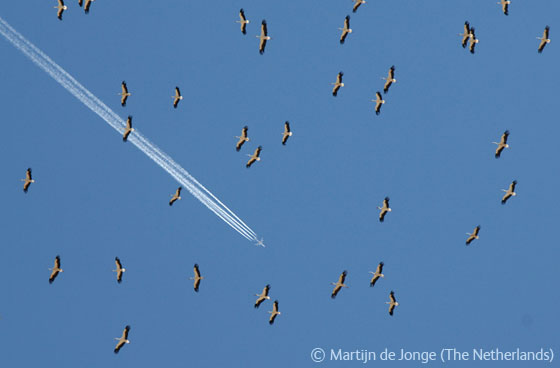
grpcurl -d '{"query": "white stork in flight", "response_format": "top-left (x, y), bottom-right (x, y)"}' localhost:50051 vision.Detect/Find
top-left (237, 9), bottom-right (249, 34)
top-left (493, 130), bottom-right (509, 158)
top-left (114, 325), bottom-right (130, 354)
top-left (49, 255), bottom-right (63, 284)
top-left (466, 225), bottom-right (481, 245)
top-left (172, 87), bottom-right (183, 108)
top-left (497, 0), bottom-right (510, 15)
top-left (501, 180), bottom-right (517, 204)
top-left (372, 92), bottom-right (385, 115)
top-left (55, 0), bottom-right (67, 21)
top-left (22, 168), bottom-right (35, 193)
top-left (257, 20), bottom-right (271, 54)
top-left (246, 146), bottom-right (262, 168)
top-left (113, 257), bottom-right (126, 283)
top-left (331, 270), bottom-right (348, 299)
top-left (169, 187), bottom-right (182, 206)
top-left (282, 121), bottom-right (293, 145)
top-left (268, 300), bottom-right (281, 325)
top-left (123, 116), bottom-right (134, 142)
top-left (386, 291), bottom-right (399, 316)
top-left (254, 284), bottom-right (271, 308)
top-left (190, 264), bottom-right (203, 292)
top-left (369, 262), bottom-right (384, 287)
top-left (469, 27), bottom-right (479, 54)
top-left (119, 81), bottom-right (131, 107)
top-left (460, 21), bottom-right (471, 48)
top-left (339, 16), bottom-right (352, 44)
top-left (537, 26), bottom-right (551, 53)
top-left (84, 0), bottom-right (94, 14)
top-left (331, 72), bottom-right (344, 97)
top-left (353, 0), bottom-right (366, 13)
top-left (383, 66), bottom-right (396, 94)
top-left (377, 197), bottom-right (391, 222)
top-left (236, 126), bottom-right (249, 151)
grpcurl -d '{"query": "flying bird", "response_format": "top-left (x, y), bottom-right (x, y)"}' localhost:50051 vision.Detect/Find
top-left (469, 27), bottom-right (479, 54)
top-left (377, 197), bottom-right (391, 222)
top-left (501, 180), bottom-right (517, 204)
top-left (386, 291), bottom-right (399, 316)
top-left (460, 21), bottom-right (471, 48)
top-left (190, 264), bottom-right (203, 292)
top-left (339, 16), bottom-right (352, 44)
top-left (119, 81), bottom-right (131, 107)
top-left (382, 66), bottom-right (396, 94)
top-left (172, 87), bottom-right (183, 108)
top-left (331, 270), bottom-right (348, 299)
top-left (352, 0), bottom-right (366, 13)
top-left (331, 72), bottom-right (344, 96)
top-left (466, 225), bottom-right (481, 245)
top-left (497, 0), bottom-right (510, 15)
top-left (114, 325), bottom-right (130, 354)
top-left (246, 146), bottom-right (262, 168)
top-left (268, 300), bottom-right (281, 325)
top-left (113, 257), bottom-right (126, 283)
top-left (537, 26), bottom-right (551, 53)
top-left (49, 255), bottom-right (63, 284)
top-left (237, 9), bottom-right (250, 34)
top-left (21, 168), bottom-right (35, 193)
top-left (55, 0), bottom-right (67, 21)
top-left (236, 126), bottom-right (249, 151)
top-left (369, 262), bottom-right (384, 287)
top-left (493, 130), bottom-right (509, 158)
top-left (257, 20), bottom-right (271, 54)
top-left (123, 116), bottom-right (134, 142)
top-left (84, 0), bottom-right (94, 14)
top-left (169, 186), bottom-right (182, 206)
top-left (254, 284), bottom-right (271, 308)
top-left (372, 92), bottom-right (385, 115)
top-left (282, 121), bottom-right (292, 145)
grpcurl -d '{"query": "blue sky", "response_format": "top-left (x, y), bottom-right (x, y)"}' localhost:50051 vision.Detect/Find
top-left (0, 1), bottom-right (558, 367)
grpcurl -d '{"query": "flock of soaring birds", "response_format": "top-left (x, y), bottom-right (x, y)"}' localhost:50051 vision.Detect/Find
top-left (14, 0), bottom-right (551, 355)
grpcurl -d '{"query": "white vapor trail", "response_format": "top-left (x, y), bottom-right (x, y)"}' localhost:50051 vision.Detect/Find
top-left (0, 16), bottom-right (260, 243)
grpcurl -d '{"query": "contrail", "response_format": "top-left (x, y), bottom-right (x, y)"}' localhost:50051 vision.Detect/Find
top-left (0, 16), bottom-right (261, 244)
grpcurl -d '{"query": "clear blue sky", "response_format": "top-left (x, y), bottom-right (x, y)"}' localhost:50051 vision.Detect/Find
top-left (0, 1), bottom-right (558, 367)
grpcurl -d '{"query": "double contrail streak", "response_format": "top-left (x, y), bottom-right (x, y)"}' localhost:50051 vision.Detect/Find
top-left (0, 16), bottom-right (260, 244)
